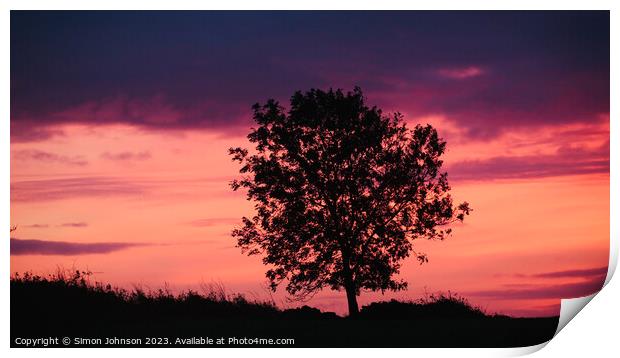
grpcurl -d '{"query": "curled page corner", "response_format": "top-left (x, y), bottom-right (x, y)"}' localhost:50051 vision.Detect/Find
top-left (554, 293), bottom-right (597, 336)
top-left (507, 293), bottom-right (600, 357)
top-left (604, 240), bottom-right (618, 287)
top-left (552, 251), bottom-right (618, 338)
top-left (502, 341), bottom-right (550, 357)
top-left (499, 240), bottom-right (617, 356)
top-left (501, 296), bottom-right (596, 358)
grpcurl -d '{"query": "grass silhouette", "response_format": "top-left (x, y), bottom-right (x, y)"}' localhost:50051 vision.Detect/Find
top-left (11, 270), bottom-right (558, 348)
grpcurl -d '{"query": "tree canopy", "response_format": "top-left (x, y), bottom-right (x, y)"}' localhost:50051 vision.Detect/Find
top-left (229, 87), bottom-right (470, 316)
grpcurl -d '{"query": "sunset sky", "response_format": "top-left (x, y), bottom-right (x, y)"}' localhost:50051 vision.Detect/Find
top-left (10, 11), bottom-right (609, 317)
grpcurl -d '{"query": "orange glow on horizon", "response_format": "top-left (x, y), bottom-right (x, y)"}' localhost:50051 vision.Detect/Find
top-left (10, 122), bottom-right (609, 317)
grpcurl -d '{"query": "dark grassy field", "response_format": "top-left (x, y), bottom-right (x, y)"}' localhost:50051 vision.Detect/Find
top-left (10, 271), bottom-right (559, 348)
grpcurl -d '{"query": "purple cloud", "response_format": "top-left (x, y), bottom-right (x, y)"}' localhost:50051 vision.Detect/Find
top-left (10, 238), bottom-right (146, 255)
top-left (532, 267), bottom-right (608, 279)
top-left (12, 149), bottom-right (88, 166)
top-left (437, 66), bottom-right (485, 80)
top-left (10, 124), bottom-right (66, 143)
top-left (10, 176), bottom-right (147, 202)
top-left (59, 222), bottom-right (88, 228)
top-left (467, 278), bottom-right (604, 300)
top-left (10, 12), bottom-right (608, 142)
top-left (23, 224), bottom-right (50, 229)
top-left (447, 141), bottom-right (609, 181)
top-left (504, 303), bottom-right (560, 318)
top-left (101, 151), bottom-right (151, 161)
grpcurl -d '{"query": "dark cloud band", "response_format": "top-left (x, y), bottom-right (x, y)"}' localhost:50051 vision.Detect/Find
top-left (11, 11), bottom-right (609, 142)
top-left (10, 238), bottom-right (146, 255)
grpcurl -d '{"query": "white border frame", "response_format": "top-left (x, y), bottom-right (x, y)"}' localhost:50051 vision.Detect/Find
top-left (2, 2), bottom-right (616, 357)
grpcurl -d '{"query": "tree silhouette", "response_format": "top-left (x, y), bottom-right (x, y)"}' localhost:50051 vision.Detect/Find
top-left (229, 87), bottom-right (470, 316)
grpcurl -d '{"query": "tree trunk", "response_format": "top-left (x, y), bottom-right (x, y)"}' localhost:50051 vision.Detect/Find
top-left (345, 283), bottom-right (359, 317)
top-left (342, 249), bottom-right (359, 317)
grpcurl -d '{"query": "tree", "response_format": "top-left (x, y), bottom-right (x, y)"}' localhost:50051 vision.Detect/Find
top-left (229, 87), bottom-right (470, 317)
